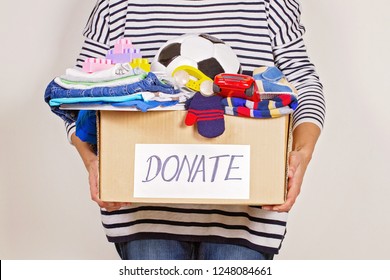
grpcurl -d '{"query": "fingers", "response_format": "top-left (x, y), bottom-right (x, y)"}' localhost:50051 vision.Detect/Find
top-left (87, 166), bottom-right (131, 211)
top-left (262, 198), bottom-right (294, 212)
top-left (100, 202), bottom-right (131, 212)
top-left (262, 152), bottom-right (306, 212)
top-left (261, 205), bottom-right (274, 211)
top-left (273, 181), bottom-right (300, 212)
top-left (270, 169), bottom-right (301, 212)
top-left (91, 188), bottom-right (132, 211)
top-left (93, 197), bottom-right (132, 212)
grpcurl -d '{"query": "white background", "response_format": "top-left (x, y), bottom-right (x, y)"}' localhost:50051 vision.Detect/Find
top-left (0, 0), bottom-right (389, 260)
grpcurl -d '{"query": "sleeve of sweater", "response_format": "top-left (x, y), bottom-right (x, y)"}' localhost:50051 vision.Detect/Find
top-left (267, 0), bottom-right (326, 131)
top-left (65, 0), bottom-right (111, 143)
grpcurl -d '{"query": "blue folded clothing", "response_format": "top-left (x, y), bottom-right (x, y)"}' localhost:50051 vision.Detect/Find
top-left (44, 72), bottom-right (179, 123)
top-left (76, 110), bottom-right (97, 144)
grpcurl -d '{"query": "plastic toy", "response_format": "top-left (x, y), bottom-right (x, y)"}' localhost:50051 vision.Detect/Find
top-left (82, 38), bottom-right (144, 73)
top-left (82, 57), bottom-right (114, 73)
top-left (172, 65), bottom-right (212, 92)
top-left (113, 38), bottom-right (133, 53)
top-left (105, 37), bottom-right (142, 63)
top-left (130, 58), bottom-right (151, 72)
top-left (213, 73), bottom-right (261, 102)
top-left (106, 48), bottom-right (142, 64)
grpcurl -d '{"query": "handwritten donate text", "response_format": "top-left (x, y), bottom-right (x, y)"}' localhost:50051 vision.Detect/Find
top-left (142, 154), bottom-right (244, 183)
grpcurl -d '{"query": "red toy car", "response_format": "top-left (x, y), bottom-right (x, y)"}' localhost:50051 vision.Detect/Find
top-left (213, 73), bottom-right (261, 102)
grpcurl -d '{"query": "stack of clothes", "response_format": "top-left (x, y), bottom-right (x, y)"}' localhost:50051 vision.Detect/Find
top-left (44, 64), bottom-right (190, 124)
top-left (44, 60), bottom-right (194, 145)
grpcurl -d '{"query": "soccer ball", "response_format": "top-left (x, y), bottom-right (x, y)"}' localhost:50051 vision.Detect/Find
top-left (151, 33), bottom-right (242, 79)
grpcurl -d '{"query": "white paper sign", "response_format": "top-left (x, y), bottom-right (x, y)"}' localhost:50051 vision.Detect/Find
top-left (133, 144), bottom-right (251, 200)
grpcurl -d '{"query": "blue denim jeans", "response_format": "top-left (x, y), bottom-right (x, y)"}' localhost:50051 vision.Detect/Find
top-left (44, 72), bottom-right (178, 123)
top-left (115, 239), bottom-right (273, 260)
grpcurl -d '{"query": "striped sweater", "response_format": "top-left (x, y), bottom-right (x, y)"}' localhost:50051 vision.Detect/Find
top-left (65, 0), bottom-right (325, 254)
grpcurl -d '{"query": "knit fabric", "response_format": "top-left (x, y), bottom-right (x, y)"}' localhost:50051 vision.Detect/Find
top-left (185, 92), bottom-right (225, 138)
top-left (222, 94), bottom-right (298, 118)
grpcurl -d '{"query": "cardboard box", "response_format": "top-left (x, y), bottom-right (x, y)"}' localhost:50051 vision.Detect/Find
top-left (98, 110), bottom-right (291, 205)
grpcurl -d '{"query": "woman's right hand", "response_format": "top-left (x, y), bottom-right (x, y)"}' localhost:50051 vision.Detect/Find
top-left (87, 157), bottom-right (131, 211)
top-left (71, 132), bottom-right (131, 212)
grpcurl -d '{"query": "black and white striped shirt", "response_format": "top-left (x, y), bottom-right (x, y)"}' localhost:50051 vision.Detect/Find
top-left (66, 0), bottom-right (325, 254)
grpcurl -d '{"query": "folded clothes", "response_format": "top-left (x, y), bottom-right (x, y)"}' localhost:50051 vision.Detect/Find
top-left (75, 98), bottom-right (180, 145)
top-left (222, 95), bottom-right (298, 110)
top-left (55, 73), bottom-right (145, 89)
top-left (224, 104), bottom-right (295, 118)
top-left (111, 99), bottom-right (179, 112)
top-left (45, 72), bottom-right (179, 123)
top-left (63, 63), bottom-right (140, 83)
top-left (47, 72), bottom-right (177, 100)
top-left (222, 95), bottom-right (298, 118)
top-left (141, 91), bottom-right (193, 103)
top-left (49, 92), bottom-right (144, 107)
top-left (49, 90), bottom-right (189, 107)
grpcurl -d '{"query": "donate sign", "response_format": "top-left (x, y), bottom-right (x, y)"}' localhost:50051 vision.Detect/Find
top-left (133, 144), bottom-right (251, 200)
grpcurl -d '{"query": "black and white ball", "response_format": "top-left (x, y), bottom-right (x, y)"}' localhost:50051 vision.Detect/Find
top-left (151, 33), bottom-right (242, 79)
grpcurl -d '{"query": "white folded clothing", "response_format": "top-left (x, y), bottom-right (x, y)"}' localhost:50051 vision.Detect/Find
top-left (54, 73), bottom-right (145, 90)
top-left (141, 91), bottom-right (193, 103)
top-left (62, 63), bottom-right (144, 82)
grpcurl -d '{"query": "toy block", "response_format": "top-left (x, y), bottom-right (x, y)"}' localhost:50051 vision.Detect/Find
top-left (82, 57), bottom-right (113, 73)
top-left (113, 38), bottom-right (133, 54)
top-left (130, 58), bottom-right (151, 72)
top-left (106, 48), bottom-right (142, 64)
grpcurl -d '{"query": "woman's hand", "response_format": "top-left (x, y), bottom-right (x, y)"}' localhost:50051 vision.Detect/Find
top-left (86, 157), bottom-right (131, 212)
top-left (262, 123), bottom-right (321, 212)
top-left (262, 149), bottom-right (310, 212)
top-left (71, 132), bottom-right (131, 212)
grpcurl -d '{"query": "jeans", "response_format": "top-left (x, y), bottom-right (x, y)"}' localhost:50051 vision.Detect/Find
top-left (115, 239), bottom-right (274, 260)
top-left (44, 72), bottom-right (178, 123)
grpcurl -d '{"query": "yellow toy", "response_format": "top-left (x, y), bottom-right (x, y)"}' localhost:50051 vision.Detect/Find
top-left (172, 65), bottom-right (212, 92)
top-left (130, 58), bottom-right (151, 72)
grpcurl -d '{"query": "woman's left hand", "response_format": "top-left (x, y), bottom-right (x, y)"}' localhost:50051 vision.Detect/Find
top-left (262, 149), bottom-right (310, 212)
top-left (262, 122), bottom-right (320, 212)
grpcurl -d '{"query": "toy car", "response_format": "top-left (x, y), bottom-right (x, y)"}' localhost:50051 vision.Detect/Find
top-left (213, 73), bottom-right (261, 101)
